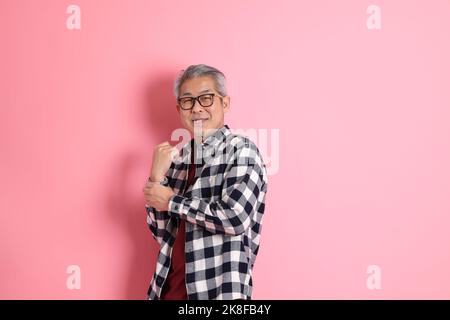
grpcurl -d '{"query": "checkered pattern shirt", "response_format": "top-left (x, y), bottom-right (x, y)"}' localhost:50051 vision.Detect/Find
top-left (145, 124), bottom-right (268, 300)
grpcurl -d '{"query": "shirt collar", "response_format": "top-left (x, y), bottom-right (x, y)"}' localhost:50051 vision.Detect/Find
top-left (177, 124), bottom-right (231, 165)
top-left (202, 124), bottom-right (231, 148)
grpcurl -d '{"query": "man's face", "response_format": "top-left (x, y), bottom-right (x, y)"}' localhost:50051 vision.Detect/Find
top-left (176, 76), bottom-right (230, 139)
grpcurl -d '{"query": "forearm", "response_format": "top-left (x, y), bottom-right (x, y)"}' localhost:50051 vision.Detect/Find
top-left (167, 178), bottom-right (266, 236)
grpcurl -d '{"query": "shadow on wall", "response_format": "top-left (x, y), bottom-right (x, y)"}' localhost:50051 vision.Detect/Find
top-left (106, 69), bottom-right (182, 299)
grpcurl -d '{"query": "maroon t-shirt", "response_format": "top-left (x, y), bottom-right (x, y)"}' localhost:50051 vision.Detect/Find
top-left (160, 147), bottom-right (196, 300)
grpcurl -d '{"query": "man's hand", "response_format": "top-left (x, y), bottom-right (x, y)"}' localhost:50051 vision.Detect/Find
top-left (150, 142), bottom-right (178, 182)
top-left (143, 181), bottom-right (175, 211)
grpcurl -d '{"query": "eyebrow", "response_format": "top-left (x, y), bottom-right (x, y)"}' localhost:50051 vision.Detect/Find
top-left (180, 89), bottom-right (213, 97)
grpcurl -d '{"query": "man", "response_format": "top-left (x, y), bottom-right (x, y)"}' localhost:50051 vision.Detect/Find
top-left (143, 64), bottom-right (268, 300)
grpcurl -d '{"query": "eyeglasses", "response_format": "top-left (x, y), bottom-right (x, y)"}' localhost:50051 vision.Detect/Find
top-left (177, 93), bottom-right (223, 110)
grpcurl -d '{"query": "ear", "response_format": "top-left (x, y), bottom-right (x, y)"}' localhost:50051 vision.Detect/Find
top-left (222, 96), bottom-right (230, 113)
top-left (175, 104), bottom-right (180, 113)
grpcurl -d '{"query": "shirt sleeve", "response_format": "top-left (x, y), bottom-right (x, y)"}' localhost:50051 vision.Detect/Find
top-left (167, 142), bottom-right (268, 236)
top-left (145, 204), bottom-right (170, 245)
top-left (145, 163), bottom-right (176, 245)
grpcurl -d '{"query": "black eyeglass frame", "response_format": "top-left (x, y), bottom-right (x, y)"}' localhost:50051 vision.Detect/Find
top-left (177, 93), bottom-right (224, 110)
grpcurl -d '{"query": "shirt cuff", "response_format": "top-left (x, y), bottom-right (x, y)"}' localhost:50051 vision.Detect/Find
top-left (168, 194), bottom-right (185, 217)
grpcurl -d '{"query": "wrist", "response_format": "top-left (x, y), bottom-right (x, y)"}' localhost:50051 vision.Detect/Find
top-left (149, 174), bottom-right (165, 182)
top-left (149, 176), bottom-right (169, 186)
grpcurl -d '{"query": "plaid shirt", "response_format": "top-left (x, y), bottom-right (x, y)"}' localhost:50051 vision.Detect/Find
top-left (145, 124), bottom-right (268, 300)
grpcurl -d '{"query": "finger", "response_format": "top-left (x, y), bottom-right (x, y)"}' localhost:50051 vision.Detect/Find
top-left (143, 187), bottom-right (153, 194)
top-left (159, 146), bottom-right (175, 153)
top-left (144, 181), bottom-right (152, 188)
top-left (145, 182), bottom-right (159, 188)
top-left (158, 146), bottom-right (178, 155)
top-left (156, 142), bottom-right (171, 148)
top-left (170, 148), bottom-right (179, 160)
top-left (146, 194), bottom-right (156, 200)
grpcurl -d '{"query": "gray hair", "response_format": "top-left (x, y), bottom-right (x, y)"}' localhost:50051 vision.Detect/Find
top-left (173, 64), bottom-right (228, 99)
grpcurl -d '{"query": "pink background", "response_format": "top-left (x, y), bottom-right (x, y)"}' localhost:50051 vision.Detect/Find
top-left (1, 0), bottom-right (450, 299)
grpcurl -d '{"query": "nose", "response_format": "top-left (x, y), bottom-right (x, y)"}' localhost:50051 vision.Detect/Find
top-left (191, 99), bottom-right (205, 113)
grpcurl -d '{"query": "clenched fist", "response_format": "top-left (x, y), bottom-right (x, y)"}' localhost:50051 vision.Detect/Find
top-left (150, 141), bottom-right (179, 182)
